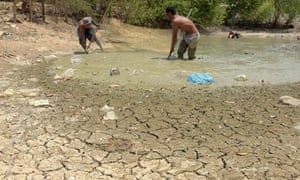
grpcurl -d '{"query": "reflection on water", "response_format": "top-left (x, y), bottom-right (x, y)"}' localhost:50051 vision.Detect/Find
top-left (52, 36), bottom-right (300, 87)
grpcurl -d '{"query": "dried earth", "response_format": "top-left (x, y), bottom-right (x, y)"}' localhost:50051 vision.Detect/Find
top-left (1, 6), bottom-right (300, 180)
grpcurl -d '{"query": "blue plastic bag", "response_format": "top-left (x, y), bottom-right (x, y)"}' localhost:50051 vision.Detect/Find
top-left (187, 73), bottom-right (215, 84)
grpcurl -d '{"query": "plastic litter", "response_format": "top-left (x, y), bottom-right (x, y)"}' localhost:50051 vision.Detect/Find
top-left (187, 73), bottom-right (215, 84)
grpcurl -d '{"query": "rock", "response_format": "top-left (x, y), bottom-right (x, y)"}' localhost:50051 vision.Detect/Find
top-left (43, 54), bottom-right (57, 60)
top-left (234, 74), bottom-right (247, 81)
top-left (103, 111), bottom-right (118, 120)
top-left (100, 104), bottom-right (114, 112)
top-left (294, 124), bottom-right (300, 130)
top-left (36, 47), bottom-right (49, 52)
top-left (10, 24), bottom-right (17, 28)
top-left (38, 157), bottom-right (63, 171)
top-left (100, 104), bottom-right (118, 120)
top-left (2, 88), bottom-right (14, 96)
top-left (53, 74), bottom-right (63, 80)
top-left (61, 68), bottom-right (75, 80)
top-left (0, 31), bottom-right (4, 37)
top-left (278, 96), bottom-right (300, 107)
top-left (110, 67), bottom-right (120, 76)
top-left (109, 84), bottom-right (121, 88)
top-left (3, 25), bottom-right (10, 29)
top-left (70, 57), bottom-right (82, 64)
top-left (29, 99), bottom-right (50, 107)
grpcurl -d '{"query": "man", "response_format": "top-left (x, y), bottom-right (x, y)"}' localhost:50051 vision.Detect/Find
top-left (78, 16), bottom-right (102, 54)
top-left (228, 31), bottom-right (240, 39)
top-left (166, 6), bottom-right (200, 60)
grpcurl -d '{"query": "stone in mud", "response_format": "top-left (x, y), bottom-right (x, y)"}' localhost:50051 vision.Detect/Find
top-left (0, 31), bottom-right (4, 37)
top-left (43, 54), bottom-right (57, 60)
top-left (103, 111), bottom-right (118, 120)
top-left (294, 124), bottom-right (300, 130)
top-left (100, 104), bottom-right (114, 112)
top-left (278, 96), bottom-right (300, 107)
top-left (110, 67), bottom-right (120, 76)
top-left (60, 68), bottom-right (75, 80)
top-left (234, 74), bottom-right (247, 81)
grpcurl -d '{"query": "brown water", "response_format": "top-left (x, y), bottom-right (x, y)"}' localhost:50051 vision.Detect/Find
top-left (51, 35), bottom-right (300, 88)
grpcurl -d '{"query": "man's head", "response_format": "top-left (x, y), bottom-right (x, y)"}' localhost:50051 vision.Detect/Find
top-left (166, 6), bottom-right (176, 20)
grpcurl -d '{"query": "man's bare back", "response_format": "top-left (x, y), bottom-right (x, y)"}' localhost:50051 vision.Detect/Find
top-left (172, 15), bottom-right (198, 34)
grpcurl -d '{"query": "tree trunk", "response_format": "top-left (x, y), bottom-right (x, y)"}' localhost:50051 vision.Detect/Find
top-left (29, 0), bottom-right (32, 22)
top-left (13, 0), bottom-right (17, 23)
top-left (41, 0), bottom-right (45, 22)
top-left (63, 0), bottom-right (68, 23)
top-left (55, 0), bottom-right (58, 23)
top-left (273, 0), bottom-right (281, 28)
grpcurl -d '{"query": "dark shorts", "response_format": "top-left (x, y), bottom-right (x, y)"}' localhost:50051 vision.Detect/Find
top-left (77, 27), bottom-right (94, 41)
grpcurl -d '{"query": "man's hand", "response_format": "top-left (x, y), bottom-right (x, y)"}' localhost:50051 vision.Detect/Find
top-left (167, 48), bottom-right (174, 58)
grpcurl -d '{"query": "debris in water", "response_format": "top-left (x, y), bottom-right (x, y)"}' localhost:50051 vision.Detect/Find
top-left (110, 67), bottom-right (120, 76)
top-left (234, 74), bottom-right (248, 81)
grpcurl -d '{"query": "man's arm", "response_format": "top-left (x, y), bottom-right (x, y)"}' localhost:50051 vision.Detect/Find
top-left (168, 22), bottom-right (178, 57)
top-left (92, 20), bottom-right (99, 27)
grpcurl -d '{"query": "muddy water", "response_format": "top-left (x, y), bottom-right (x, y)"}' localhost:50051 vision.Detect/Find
top-left (52, 35), bottom-right (300, 88)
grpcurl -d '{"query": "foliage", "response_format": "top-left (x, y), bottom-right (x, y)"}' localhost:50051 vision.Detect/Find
top-left (255, 0), bottom-right (274, 23)
top-left (125, 0), bottom-right (191, 27)
top-left (226, 0), bottom-right (263, 25)
top-left (277, 0), bottom-right (300, 24)
top-left (191, 0), bottom-right (227, 26)
top-left (9, 0), bottom-right (300, 28)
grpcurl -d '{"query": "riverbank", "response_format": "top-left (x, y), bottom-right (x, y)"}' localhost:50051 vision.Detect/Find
top-left (1, 16), bottom-right (300, 179)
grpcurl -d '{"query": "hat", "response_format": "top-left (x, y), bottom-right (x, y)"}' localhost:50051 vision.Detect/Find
top-left (82, 17), bottom-right (92, 25)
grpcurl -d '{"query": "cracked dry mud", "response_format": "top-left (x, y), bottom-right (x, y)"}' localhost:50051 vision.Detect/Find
top-left (0, 60), bottom-right (299, 180)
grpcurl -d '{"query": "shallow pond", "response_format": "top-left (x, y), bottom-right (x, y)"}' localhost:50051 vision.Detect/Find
top-left (52, 34), bottom-right (300, 88)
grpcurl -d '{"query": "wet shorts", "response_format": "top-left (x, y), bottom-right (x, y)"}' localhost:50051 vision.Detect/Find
top-left (183, 32), bottom-right (200, 48)
top-left (77, 27), bottom-right (94, 41)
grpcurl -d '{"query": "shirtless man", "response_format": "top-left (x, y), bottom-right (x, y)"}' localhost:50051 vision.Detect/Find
top-left (166, 6), bottom-right (200, 60)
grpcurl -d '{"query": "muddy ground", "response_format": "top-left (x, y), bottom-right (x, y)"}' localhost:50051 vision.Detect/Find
top-left (1, 7), bottom-right (300, 179)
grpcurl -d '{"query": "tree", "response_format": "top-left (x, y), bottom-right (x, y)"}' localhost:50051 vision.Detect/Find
top-left (225, 0), bottom-right (263, 25)
top-left (8, 0), bottom-right (300, 28)
top-left (40, 0), bottom-right (45, 22)
top-left (191, 0), bottom-right (228, 26)
top-left (13, 0), bottom-right (17, 23)
top-left (273, 0), bottom-right (280, 27)
top-left (273, 0), bottom-right (300, 26)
